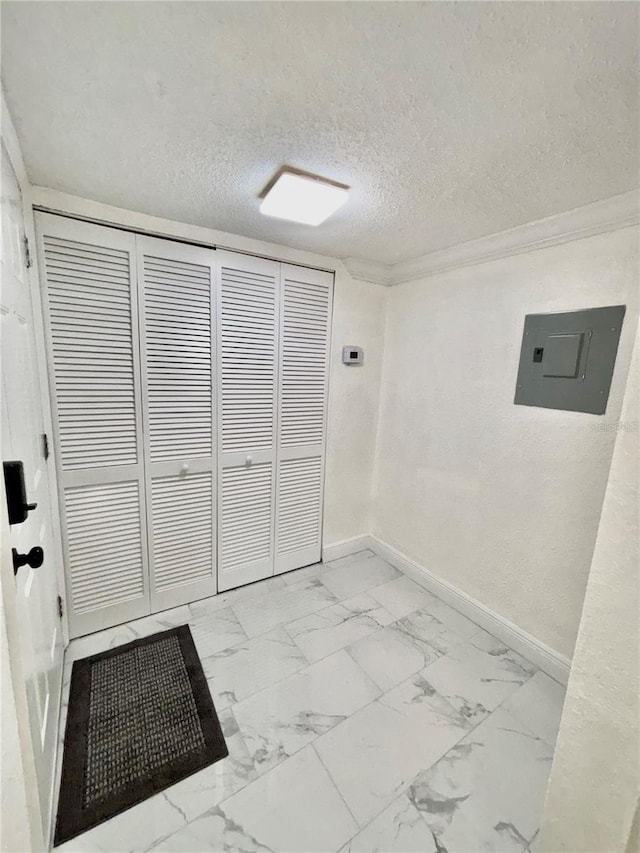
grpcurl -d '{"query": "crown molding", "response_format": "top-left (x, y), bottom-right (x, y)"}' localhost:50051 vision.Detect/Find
top-left (344, 190), bottom-right (639, 287)
top-left (343, 256), bottom-right (394, 286)
top-left (30, 183), bottom-right (638, 289)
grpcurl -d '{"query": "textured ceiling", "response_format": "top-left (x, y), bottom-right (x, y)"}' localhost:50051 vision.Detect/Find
top-left (2, 2), bottom-right (638, 266)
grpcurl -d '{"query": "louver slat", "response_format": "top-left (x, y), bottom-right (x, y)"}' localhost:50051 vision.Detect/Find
top-left (219, 260), bottom-right (277, 454)
top-left (217, 252), bottom-right (279, 590)
top-left (276, 457), bottom-right (323, 554)
top-left (142, 253), bottom-right (213, 462)
top-left (150, 473), bottom-right (214, 592)
top-left (64, 481), bottom-right (145, 613)
top-left (138, 238), bottom-right (217, 611)
top-left (275, 266), bottom-right (333, 574)
top-left (221, 463), bottom-right (273, 572)
top-left (38, 215), bottom-right (149, 638)
top-left (279, 278), bottom-right (331, 449)
top-left (44, 234), bottom-right (137, 470)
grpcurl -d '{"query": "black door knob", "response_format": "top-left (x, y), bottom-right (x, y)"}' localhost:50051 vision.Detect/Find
top-left (12, 546), bottom-right (44, 575)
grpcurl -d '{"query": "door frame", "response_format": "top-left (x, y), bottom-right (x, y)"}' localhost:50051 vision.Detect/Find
top-left (1, 93), bottom-right (68, 849)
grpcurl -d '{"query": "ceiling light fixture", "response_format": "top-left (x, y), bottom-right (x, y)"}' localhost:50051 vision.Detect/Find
top-left (259, 167), bottom-right (349, 226)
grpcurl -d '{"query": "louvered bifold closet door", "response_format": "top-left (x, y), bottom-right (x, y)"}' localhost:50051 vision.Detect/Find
top-left (217, 251), bottom-right (279, 591)
top-left (36, 213), bottom-right (149, 637)
top-left (137, 237), bottom-right (217, 610)
top-left (274, 264), bottom-right (333, 575)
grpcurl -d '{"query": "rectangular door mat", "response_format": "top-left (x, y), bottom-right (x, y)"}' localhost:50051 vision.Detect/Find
top-left (54, 625), bottom-right (228, 846)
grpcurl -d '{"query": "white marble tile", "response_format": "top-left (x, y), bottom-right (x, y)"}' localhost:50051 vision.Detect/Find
top-left (233, 649), bottom-right (380, 775)
top-left (368, 575), bottom-right (437, 619)
top-left (57, 786), bottom-right (189, 853)
top-left (324, 549), bottom-right (377, 570)
top-left (189, 575), bottom-right (288, 620)
top-left (126, 605), bottom-right (193, 636)
top-left (315, 672), bottom-right (470, 826)
top-left (348, 609), bottom-right (462, 692)
top-left (149, 816), bottom-right (225, 853)
top-left (501, 670), bottom-right (566, 747)
top-left (340, 794), bottom-right (438, 853)
top-left (285, 593), bottom-right (394, 663)
top-left (160, 707), bottom-right (257, 824)
top-left (420, 631), bottom-right (536, 724)
top-left (321, 555), bottom-right (400, 601)
top-left (65, 605), bottom-right (192, 663)
top-left (188, 606), bottom-right (247, 659)
top-left (202, 627), bottom-right (308, 709)
top-left (222, 744), bottom-right (358, 852)
top-left (231, 576), bottom-right (338, 639)
top-left (418, 594), bottom-right (480, 639)
top-left (280, 560), bottom-right (332, 586)
top-left (56, 559), bottom-right (559, 853)
top-left (66, 625), bottom-right (135, 663)
top-left (407, 706), bottom-right (554, 852)
top-left (153, 746), bottom-right (358, 853)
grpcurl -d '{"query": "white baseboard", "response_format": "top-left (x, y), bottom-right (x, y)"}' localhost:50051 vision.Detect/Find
top-left (322, 535), bottom-right (372, 564)
top-left (369, 535), bottom-right (571, 685)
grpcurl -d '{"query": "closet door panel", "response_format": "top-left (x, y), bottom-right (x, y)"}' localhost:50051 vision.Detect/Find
top-left (217, 251), bottom-right (279, 591)
top-left (37, 213), bottom-right (149, 637)
top-left (275, 265), bottom-right (333, 574)
top-left (143, 250), bottom-right (213, 462)
top-left (149, 471), bottom-right (214, 594)
top-left (137, 237), bottom-right (216, 611)
top-left (220, 462), bottom-right (274, 581)
top-left (45, 233), bottom-right (137, 469)
top-left (64, 480), bottom-right (145, 615)
top-left (276, 454), bottom-right (323, 566)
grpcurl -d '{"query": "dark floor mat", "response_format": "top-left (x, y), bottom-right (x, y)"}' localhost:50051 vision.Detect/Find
top-left (54, 625), bottom-right (228, 846)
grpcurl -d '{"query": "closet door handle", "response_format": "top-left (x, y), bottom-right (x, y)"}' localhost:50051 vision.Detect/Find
top-left (180, 463), bottom-right (189, 476)
top-left (245, 455), bottom-right (253, 467)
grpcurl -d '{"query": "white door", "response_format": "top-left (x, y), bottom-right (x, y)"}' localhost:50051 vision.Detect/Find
top-left (216, 250), bottom-right (279, 591)
top-left (1, 143), bottom-right (64, 839)
top-left (137, 236), bottom-right (217, 610)
top-left (36, 213), bottom-right (150, 637)
top-left (274, 264), bottom-right (333, 574)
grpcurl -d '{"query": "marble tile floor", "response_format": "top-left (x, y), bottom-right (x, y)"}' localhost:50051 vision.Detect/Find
top-left (55, 549), bottom-right (566, 853)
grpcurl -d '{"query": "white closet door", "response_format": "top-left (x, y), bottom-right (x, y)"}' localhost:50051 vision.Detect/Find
top-left (137, 237), bottom-right (217, 610)
top-left (274, 264), bottom-right (333, 574)
top-left (216, 250), bottom-right (279, 591)
top-left (36, 213), bottom-right (149, 637)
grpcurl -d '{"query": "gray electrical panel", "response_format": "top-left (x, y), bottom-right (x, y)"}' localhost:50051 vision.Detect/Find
top-left (514, 305), bottom-right (625, 415)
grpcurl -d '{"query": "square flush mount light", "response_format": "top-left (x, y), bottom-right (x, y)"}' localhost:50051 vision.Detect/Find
top-left (259, 168), bottom-right (349, 226)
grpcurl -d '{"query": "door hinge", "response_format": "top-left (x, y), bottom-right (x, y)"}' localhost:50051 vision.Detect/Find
top-left (42, 433), bottom-right (50, 460)
top-left (23, 235), bottom-right (32, 269)
top-left (57, 595), bottom-right (63, 619)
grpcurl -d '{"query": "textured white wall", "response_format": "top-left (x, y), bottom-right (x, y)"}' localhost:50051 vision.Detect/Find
top-left (540, 318), bottom-right (639, 851)
top-left (372, 226), bottom-right (639, 657)
top-left (324, 275), bottom-right (387, 545)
